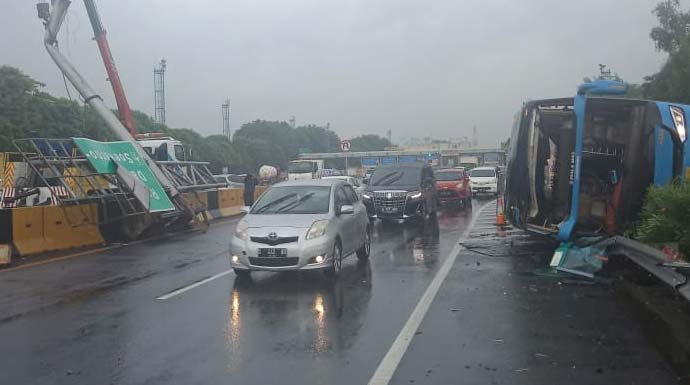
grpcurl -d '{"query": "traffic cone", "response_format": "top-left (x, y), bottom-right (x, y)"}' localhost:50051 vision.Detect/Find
top-left (495, 194), bottom-right (507, 226)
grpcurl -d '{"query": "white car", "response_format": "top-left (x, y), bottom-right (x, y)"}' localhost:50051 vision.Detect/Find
top-left (230, 179), bottom-right (371, 278)
top-left (322, 175), bottom-right (365, 196)
top-left (469, 167), bottom-right (499, 196)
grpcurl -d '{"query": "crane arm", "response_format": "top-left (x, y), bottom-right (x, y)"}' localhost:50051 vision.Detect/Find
top-left (83, 0), bottom-right (137, 135)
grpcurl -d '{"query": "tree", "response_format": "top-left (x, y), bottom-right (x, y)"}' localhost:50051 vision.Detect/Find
top-left (644, 35), bottom-right (690, 103)
top-left (349, 134), bottom-right (391, 152)
top-left (650, 0), bottom-right (690, 53)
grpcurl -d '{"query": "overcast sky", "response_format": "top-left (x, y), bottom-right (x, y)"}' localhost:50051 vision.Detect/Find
top-left (1, 0), bottom-right (680, 146)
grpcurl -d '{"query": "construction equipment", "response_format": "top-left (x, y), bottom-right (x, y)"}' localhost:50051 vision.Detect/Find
top-left (36, 0), bottom-right (220, 233)
top-left (83, 0), bottom-right (136, 135)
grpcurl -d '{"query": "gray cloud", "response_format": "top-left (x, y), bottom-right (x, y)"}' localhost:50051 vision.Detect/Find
top-left (0, 0), bottom-right (676, 146)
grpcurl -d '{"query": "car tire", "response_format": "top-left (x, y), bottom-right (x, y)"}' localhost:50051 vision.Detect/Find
top-left (325, 241), bottom-right (343, 279)
top-left (357, 227), bottom-right (371, 260)
top-left (233, 268), bottom-right (250, 277)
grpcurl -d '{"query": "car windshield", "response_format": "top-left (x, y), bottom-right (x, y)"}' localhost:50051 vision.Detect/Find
top-left (288, 162), bottom-right (314, 173)
top-left (470, 169), bottom-right (496, 178)
top-left (251, 186), bottom-right (330, 214)
top-left (370, 167), bottom-right (421, 186)
top-left (435, 171), bottom-right (462, 181)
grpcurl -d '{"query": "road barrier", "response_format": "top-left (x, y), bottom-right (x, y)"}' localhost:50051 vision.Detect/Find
top-left (2, 185), bottom-right (270, 262)
top-left (186, 186), bottom-right (267, 220)
top-left (10, 204), bottom-right (104, 257)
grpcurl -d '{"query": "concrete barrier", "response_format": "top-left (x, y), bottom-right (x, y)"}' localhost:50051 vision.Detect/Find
top-left (11, 206), bottom-right (46, 256)
top-left (5, 185), bottom-right (269, 260)
top-left (43, 204), bottom-right (103, 252)
top-left (11, 204), bottom-right (104, 257)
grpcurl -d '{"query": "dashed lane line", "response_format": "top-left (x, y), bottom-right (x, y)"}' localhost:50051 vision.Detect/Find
top-left (368, 200), bottom-right (495, 385)
top-left (156, 269), bottom-right (235, 300)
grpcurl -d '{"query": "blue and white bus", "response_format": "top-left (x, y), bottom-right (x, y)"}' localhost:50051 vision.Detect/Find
top-left (505, 80), bottom-right (690, 241)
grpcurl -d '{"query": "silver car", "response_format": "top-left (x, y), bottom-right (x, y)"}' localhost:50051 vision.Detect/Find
top-left (230, 179), bottom-right (371, 278)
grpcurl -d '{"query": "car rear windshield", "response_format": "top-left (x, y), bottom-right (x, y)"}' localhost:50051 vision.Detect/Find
top-left (435, 171), bottom-right (462, 181)
top-left (251, 186), bottom-right (331, 214)
top-left (370, 167), bottom-right (421, 186)
top-left (470, 169), bottom-right (496, 178)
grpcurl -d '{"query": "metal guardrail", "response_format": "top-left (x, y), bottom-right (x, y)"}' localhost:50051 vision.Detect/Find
top-left (605, 236), bottom-right (690, 301)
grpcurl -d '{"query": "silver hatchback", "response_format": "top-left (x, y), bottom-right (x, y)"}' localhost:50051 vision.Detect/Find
top-left (230, 179), bottom-right (371, 278)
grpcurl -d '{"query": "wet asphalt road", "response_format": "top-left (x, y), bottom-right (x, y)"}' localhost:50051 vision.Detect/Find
top-left (0, 199), bottom-right (474, 385)
top-left (0, 198), bottom-right (680, 384)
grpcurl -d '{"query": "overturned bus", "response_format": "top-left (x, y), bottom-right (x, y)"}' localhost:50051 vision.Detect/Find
top-left (506, 80), bottom-right (690, 242)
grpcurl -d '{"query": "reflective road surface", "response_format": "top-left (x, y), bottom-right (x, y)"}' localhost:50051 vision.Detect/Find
top-left (0, 199), bottom-right (680, 384)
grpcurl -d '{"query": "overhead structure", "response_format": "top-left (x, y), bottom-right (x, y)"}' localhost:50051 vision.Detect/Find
top-left (36, 0), bottom-right (208, 227)
top-left (154, 59), bottom-right (167, 125)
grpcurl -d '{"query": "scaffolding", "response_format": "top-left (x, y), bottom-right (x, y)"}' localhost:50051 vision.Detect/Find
top-left (11, 138), bottom-right (147, 223)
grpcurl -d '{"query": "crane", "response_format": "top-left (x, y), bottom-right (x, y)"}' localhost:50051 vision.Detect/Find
top-left (83, 0), bottom-right (137, 135)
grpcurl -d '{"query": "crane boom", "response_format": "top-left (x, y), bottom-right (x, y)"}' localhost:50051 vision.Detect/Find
top-left (83, 0), bottom-right (137, 135)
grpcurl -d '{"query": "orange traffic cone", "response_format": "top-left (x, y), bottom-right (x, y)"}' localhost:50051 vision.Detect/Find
top-left (495, 195), bottom-right (507, 226)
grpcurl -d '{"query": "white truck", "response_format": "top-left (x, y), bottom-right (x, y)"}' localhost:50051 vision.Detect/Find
top-left (287, 159), bottom-right (324, 180)
top-left (135, 133), bottom-right (187, 162)
top-left (459, 156), bottom-right (479, 170)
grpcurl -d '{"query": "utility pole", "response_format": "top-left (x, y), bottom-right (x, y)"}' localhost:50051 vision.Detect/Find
top-left (153, 59), bottom-right (167, 125)
top-left (289, 115), bottom-right (296, 128)
top-left (222, 99), bottom-right (230, 139)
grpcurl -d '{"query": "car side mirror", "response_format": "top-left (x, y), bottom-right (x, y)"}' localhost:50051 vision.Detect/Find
top-left (240, 206), bottom-right (251, 214)
top-left (339, 205), bottom-right (355, 215)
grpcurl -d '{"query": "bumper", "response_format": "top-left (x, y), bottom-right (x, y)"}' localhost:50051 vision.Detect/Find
top-left (437, 189), bottom-right (470, 202)
top-left (229, 234), bottom-right (334, 272)
top-left (362, 198), bottom-right (423, 219)
top-left (471, 185), bottom-right (498, 194)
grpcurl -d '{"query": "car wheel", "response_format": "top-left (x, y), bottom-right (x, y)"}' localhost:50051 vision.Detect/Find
top-left (357, 227), bottom-right (371, 260)
top-left (233, 268), bottom-right (251, 277)
top-left (325, 241), bottom-right (342, 278)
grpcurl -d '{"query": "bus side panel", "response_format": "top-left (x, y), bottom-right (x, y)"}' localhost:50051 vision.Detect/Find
top-left (654, 125), bottom-right (674, 186)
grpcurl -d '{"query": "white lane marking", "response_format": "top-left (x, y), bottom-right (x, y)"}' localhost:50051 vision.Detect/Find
top-left (157, 269), bottom-right (234, 300)
top-left (368, 201), bottom-right (493, 385)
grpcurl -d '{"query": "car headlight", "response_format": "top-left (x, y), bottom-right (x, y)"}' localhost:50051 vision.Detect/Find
top-left (234, 220), bottom-right (248, 240)
top-left (306, 220), bottom-right (329, 240)
top-left (361, 192), bottom-right (372, 200)
top-left (407, 191), bottom-right (422, 200)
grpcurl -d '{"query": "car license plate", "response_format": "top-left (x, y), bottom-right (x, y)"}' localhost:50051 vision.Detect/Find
top-left (382, 207), bottom-right (398, 213)
top-left (259, 248), bottom-right (287, 257)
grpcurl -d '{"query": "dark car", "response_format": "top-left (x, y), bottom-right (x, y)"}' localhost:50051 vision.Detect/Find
top-left (361, 163), bottom-right (437, 220)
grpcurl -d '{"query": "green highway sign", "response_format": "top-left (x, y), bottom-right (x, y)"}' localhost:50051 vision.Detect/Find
top-left (73, 138), bottom-right (175, 212)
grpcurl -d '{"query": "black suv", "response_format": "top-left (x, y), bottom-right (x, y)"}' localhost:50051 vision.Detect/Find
top-left (361, 163), bottom-right (437, 220)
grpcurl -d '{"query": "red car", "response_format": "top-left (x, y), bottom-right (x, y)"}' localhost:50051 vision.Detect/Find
top-left (435, 168), bottom-right (472, 207)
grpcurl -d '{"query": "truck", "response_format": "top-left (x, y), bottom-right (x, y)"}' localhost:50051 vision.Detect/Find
top-left (287, 159), bottom-right (324, 180)
top-left (135, 133), bottom-right (187, 162)
top-left (505, 79), bottom-right (690, 242)
top-left (459, 156), bottom-right (479, 170)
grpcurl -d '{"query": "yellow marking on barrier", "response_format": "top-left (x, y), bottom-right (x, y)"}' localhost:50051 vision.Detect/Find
top-left (3, 161), bottom-right (16, 189)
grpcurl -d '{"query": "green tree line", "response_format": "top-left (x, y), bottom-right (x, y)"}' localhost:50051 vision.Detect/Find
top-left (641, 0), bottom-right (690, 101)
top-left (0, 65), bottom-right (390, 174)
